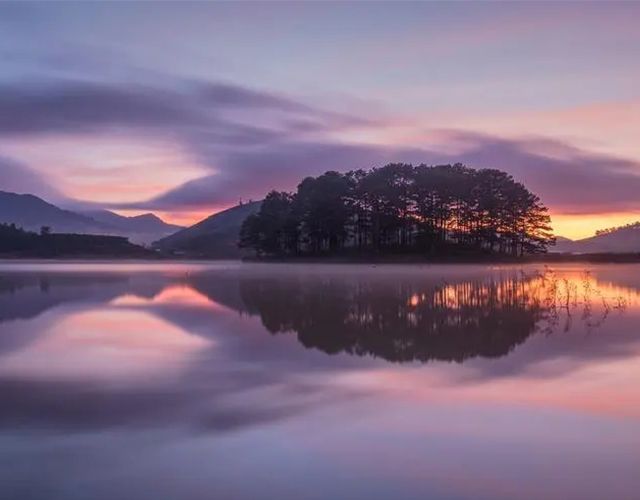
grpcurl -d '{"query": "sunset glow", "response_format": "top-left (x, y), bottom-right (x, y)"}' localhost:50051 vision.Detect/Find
top-left (3, 3), bottom-right (640, 496)
top-left (552, 212), bottom-right (640, 240)
top-left (0, 2), bottom-right (639, 239)
top-left (2, 261), bottom-right (640, 499)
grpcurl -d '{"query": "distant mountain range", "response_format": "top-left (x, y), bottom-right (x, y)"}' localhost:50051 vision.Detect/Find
top-left (156, 206), bottom-right (638, 257)
top-left (4, 188), bottom-right (638, 257)
top-left (0, 190), bottom-right (182, 245)
top-left (80, 209), bottom-right (183, 244)
top-left (155, 203), bottom-right (640, 257)
top-left (153, 201), bottom-right (261, 257)
top-left (553, 224), bottom-right (640, 253)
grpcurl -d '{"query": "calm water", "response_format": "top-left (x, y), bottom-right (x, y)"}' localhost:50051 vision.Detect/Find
top-left (1, 261), bottom-right (639, 500)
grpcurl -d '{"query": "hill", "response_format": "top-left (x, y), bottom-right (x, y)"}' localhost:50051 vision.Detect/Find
top-left (153, 201), bottom-right (261, 258)
top-left (553, 223), bottom-right (640, 253)
top-left (0, 191), bottom-right (182, 245)
top-left (0, 191), bottom-right (112, 234)
top-left (551, 236), bottom-right (574, 252)
top-left (81, 210), bottom-right (183, 244)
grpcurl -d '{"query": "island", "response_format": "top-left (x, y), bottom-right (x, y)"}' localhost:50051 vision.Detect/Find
top-left (239, 163), bottom-right (555, 259)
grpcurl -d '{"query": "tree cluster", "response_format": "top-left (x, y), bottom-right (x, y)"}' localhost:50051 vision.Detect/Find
top-left (595, 221), bottom-right (640, 236)
top-left (239, 163), bottom-right (554, 257)
top-left (0, 223), bottom-right (149, 257)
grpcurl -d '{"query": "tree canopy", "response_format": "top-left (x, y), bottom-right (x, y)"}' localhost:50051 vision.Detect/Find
top-left (239, 163), bottom-right (554, 258)
top-left (0, 223), bottom-right (150, 257)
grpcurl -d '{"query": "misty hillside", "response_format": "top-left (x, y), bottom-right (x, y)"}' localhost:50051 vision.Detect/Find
top-left (553, 223), bottom-right (640, 253)
top-left (82, 210), bottom-right (183, 244)
top-left (153, 201), bottom-right (261, 257)
top-left (0, 191), bottom-right (113, 234)
top-left (551, 236), bottom-right (574, 251)
top-left (0, 191), bottom-right (182, 245)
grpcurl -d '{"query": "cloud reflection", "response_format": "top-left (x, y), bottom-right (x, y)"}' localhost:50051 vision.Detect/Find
top-left (0, 263), bottom-right (638, 436)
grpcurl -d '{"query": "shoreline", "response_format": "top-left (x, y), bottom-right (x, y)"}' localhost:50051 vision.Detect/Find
top-left (1, 252), bottom-right (640, 264)
top-left (241, 253), bottom-right (640, 264)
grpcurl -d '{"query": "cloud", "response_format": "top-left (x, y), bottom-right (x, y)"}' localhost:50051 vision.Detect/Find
top-left (0, 79), bottom-right (366, 141)
top-left (2, 77), bottom-right (640, 217)
top-left (0, 76), bottom-right (383, 209)
top-left (0, 156), bottom-right (64, 201)
top-left (196, 82), bottom-right (314, 113)
top-left (449, 132), bottom-right (640, 214)
top-left (125, 141), bottom-right (426, 210)
top-left (0, 82), bottom-right (199, 135)
top-left (127, 131), bottom-right (640, 215)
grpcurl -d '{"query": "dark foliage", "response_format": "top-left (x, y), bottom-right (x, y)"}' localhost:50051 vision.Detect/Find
top-left (0, 223), bottom-right (151, 257)
top-left (155, 200), bottom-right (261, 257)
top-left (595, 221), bottom-right (640, 236)
top-left (236, 273), bottom-right (549, 363)
top-left (239, 163), bottom-right (554, 257)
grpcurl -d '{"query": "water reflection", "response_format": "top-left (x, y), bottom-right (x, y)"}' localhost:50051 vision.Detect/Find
top-left (1, 263), bottom-right (640, 500)
top-left (221, 268), bottom-right (633, 363)
top-left (0, 265), bottom-right (637, 365)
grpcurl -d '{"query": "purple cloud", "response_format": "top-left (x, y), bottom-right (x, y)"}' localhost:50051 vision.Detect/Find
top-left (450, 132), bottom-right (640, 213)
top-left (128, 132), bottom-right (640, 214)
top-left (2, 77), bottom-right (640, 217)
top-left (127, 141), bottom-right (426, 210)
top-left (0, 82), bottom-right (197, 135)
top-left (0, 156), bottom-right (64, 202)
top-left (0, 79), bottom-right (367, 141)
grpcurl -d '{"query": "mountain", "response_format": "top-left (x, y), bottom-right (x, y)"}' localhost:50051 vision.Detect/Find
top-left (153, 201), bottom-right (261, 257)
top-left (81, 210), bottom-right (183, 244)
top-left (0, 191), bottom-right (182, 245)
top-left (551, 236), bottom-right (574, 252)
top-left (0, 191), bottom-right (113, 234)
top-left (553, 224), bottom-right (640, 253)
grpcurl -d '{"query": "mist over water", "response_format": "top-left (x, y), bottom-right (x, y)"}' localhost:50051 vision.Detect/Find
top-left (1, 261), bottom-right (639, 500)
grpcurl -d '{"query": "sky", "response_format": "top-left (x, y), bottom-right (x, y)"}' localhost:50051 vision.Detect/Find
top-left (1, 1), bottom-right (639, 239)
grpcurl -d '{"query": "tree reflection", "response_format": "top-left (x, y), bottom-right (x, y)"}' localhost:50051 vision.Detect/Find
top-left (238, 270), bottom-right (628, 363)
top-left (0, 266), bottom-right (631, 364)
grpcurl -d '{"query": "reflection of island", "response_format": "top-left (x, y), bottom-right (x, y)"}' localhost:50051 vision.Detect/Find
top-left (0, 265), bottom-right (636, 437)
top-left (0, 266), bottom-right (632, 365)
top-left (236, 270), bottom-right (630, 363)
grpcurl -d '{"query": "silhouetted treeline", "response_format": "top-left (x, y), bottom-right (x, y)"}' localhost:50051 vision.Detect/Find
top-left (595, 221), bottom-right (640, 236)
top-left (229, 269), bottom-right (619, 363)
top-left (236, 274), bottom-right (547, 363)
top-left (0, 223), bottom-right (151, 257)
top-left (239, 163), bottom-right (554, 258)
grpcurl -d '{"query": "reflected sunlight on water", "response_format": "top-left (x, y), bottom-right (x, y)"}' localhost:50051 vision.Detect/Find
top-left (0, 262), bottom-right (639, 500)
top-left (0, 309), bottom-right (210, 381)
top-left (111, 284), bottom-right (228, 310)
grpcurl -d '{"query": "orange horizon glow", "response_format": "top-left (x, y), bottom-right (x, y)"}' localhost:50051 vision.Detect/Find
top-left (551, 212), bottom-right (640, 240)
top-left (111, 206), bottom-right (640, 241)
top-left (0, 309), bottom-right (209, 381)
top-left (111, 284), bottom-right (231, 312)
top-left (336, 270), bottom-right (640, 421)
top-left (112, 208), bottom-right (222, 228)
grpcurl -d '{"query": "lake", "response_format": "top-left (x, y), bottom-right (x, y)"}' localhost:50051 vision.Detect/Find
top-left (1, 261), bottom-right (639, 500)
